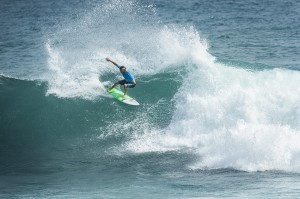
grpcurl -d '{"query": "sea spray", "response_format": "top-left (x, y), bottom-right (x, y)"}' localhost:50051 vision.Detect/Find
top-left (44, 0), bottom-right (300, 172)
top-left (45, 0), bottom-right (159, 99)
top-left (45, 0), bottom-right (205, 99)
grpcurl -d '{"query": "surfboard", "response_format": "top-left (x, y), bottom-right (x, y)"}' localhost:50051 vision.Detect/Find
top-left (107, 87), bottom-right (139, 106)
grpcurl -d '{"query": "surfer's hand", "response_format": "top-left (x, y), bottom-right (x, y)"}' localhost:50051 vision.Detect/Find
top-left (106, 57), bottom-right (111, 62)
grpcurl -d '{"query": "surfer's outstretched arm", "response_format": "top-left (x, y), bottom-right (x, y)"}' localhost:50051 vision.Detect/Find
top-left (106, 58), bottom-right (119, 68)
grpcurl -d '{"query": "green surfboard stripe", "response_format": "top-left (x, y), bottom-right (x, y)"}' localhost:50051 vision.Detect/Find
top-left (107, 88), bottom-right (133, 102)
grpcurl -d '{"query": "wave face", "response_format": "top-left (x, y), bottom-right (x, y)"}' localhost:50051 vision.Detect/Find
top-left (1, 0), bottom-right (300, 177)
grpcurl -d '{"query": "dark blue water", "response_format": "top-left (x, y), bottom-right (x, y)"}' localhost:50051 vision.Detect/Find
top-left (1, 0), bottom-right (300, 198)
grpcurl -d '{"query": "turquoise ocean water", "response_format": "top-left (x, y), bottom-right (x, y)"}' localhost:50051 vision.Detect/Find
top-left (1, 0), bottom-right (300, 198)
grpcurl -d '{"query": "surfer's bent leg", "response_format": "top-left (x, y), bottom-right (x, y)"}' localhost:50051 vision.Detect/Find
top-left (124, 81), bottom-right (136, 89)
top-left (127, 82), bottom-right (136, 88)
top-left (109, 79), bottom-right (129, 90)
top-left (123, 84), bottom-right (128, 97)
top-left (109, 81), bottom-right (120, 90)
top-left (119, 80), bottom-right (136, 98)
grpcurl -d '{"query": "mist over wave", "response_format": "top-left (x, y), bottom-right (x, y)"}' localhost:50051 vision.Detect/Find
top-left (45, 0), bottom-right (200, 99)
top-left (43, 0), bottom-right (300, 172)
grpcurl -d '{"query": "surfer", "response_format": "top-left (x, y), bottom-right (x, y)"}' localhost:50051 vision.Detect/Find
top-left (106, 57), bottom-right (136, 98)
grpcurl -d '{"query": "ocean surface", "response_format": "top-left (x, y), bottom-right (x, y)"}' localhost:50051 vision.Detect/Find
top-left (1, 0), bottom-right (300, 198)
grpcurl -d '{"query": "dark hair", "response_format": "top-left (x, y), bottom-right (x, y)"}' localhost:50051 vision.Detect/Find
top-left (119, 66), bottom-right (126, 69)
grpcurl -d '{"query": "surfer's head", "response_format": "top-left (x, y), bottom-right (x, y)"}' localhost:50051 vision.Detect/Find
top-left (119, 66), bottom-right (126, 73)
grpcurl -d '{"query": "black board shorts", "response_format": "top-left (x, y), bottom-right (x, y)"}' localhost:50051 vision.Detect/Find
top-left (118, 79), bottom-right (136, 88)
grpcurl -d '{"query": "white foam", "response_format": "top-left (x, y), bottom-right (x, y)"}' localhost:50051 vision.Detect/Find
top-left (127, 60), bottom-right (300, 171)
top-left (44, 0), bottom-right (209, 99)
top-left (123, 25), bottom-right (300, 172)
top-left (45, 0), bottom-right (300, 172)
top-left (45, 43), bottom-right (105, 99)
top-left (179, 65), bottom-right (300, 172)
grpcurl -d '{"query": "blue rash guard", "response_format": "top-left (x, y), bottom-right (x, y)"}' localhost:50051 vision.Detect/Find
top-left (118, 66), bottom-right (135, 82)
